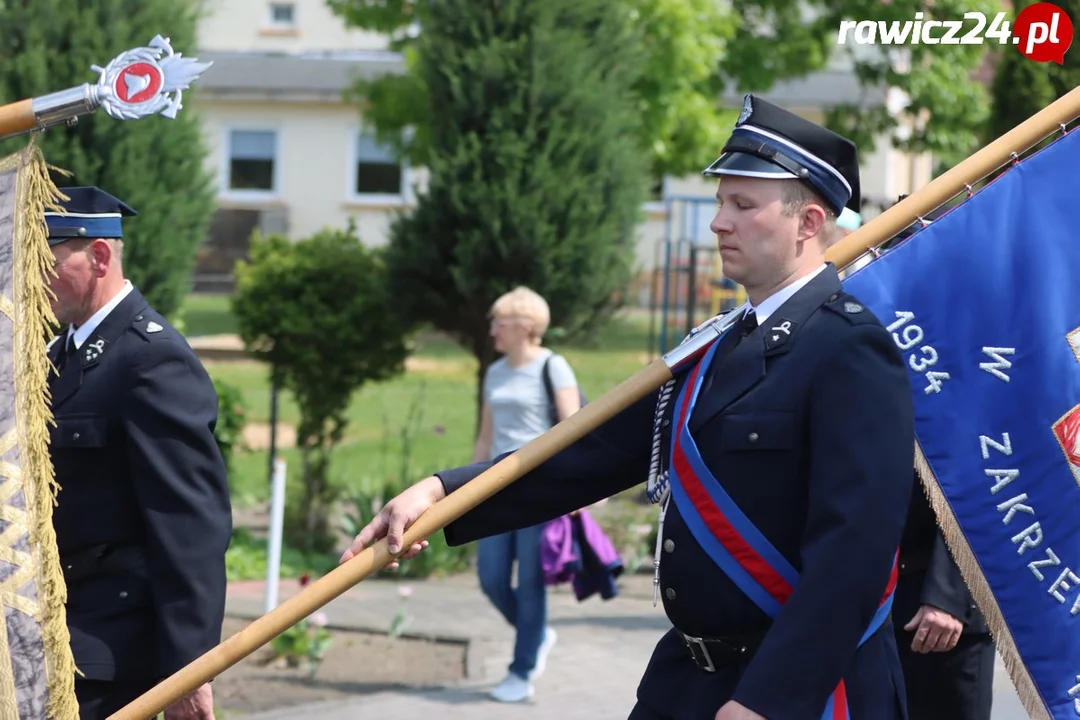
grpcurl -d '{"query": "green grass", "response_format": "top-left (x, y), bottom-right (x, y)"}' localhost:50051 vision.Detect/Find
top-left (183, 292), bottom-right (238, 336)
top-left (189, 294), bottom-right (668, 581)
top-left (196, 294), bottom-right (657, 509)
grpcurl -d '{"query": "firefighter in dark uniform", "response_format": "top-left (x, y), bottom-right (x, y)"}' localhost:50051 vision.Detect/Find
top-left (343, 96), bottom-right (916, 720)
top-left (886, 209), bottom-right (996, 720)
top-left (895, 478), bottom-right (995, 720)
top-left (44, 187), bottom-right (231, 720)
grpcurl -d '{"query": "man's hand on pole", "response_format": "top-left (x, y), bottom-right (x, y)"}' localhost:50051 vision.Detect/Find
top-left (339, 475), bottom-right (446, 569)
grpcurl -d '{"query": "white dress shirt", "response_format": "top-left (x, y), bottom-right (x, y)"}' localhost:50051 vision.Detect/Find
top-left (745, 264), bottom-right (827, 327)
top-left (66, 280), bottom-right (134, 349)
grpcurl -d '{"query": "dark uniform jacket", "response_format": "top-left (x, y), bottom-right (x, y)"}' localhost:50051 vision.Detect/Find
top-left (896, 481), bottom-right (988, 633)
top-left (47, 286), bottom-right (232, 683)
top-left (437, 266), bottom-right (916, 720)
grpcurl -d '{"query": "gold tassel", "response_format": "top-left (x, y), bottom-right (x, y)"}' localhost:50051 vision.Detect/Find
top-left (4, 139), bottom-right (79, 720)
top-left (914, 441), bottom-right (1050, 720)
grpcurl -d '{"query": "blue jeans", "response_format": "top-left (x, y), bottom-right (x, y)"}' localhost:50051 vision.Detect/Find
top-left (477, 524), bottom-right (547, 679)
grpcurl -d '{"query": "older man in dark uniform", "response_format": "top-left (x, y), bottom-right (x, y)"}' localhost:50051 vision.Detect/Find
top-left (343, 96), bottom-right (916, 720)
top-left (45, 187), bottom-right (232, 720)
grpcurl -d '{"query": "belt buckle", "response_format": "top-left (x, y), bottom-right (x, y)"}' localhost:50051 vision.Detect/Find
top-left (680, 633), bottom-right (716, 673)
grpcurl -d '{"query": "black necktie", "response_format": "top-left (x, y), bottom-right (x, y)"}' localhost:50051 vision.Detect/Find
top-left (720, 309), bottom-right (758, 357)
top-left (55, 334), bottom-right (75, 373)
top-left (700, 309), bottom-right (757, 394)
top-left (736, 310), bottom-right (758, 340)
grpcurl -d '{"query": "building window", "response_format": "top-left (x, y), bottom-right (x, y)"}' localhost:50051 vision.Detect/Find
top-left (269, 2), bottom-right (296, 27)
top-left (354, 132), bottom-right (403, 197)
top-left (228, 130), bottom-right (277, 193)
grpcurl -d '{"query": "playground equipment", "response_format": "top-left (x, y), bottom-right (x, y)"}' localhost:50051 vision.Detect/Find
top-left (647, 195), bottom-right (746, 360)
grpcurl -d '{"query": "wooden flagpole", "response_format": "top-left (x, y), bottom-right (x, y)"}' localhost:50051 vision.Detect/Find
top-left (110, 85), bottom-right (1080, 720)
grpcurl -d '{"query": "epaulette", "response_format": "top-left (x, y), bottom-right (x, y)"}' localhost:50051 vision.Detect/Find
top-left (129, 313), bottom-right (167, 341)
top-left (821, 291), bottom-right (881, 326)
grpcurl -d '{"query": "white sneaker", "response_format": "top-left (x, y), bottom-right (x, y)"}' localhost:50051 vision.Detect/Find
top-left (530, 627), bottom-right (558, 680)
top-left (489, 672), bottom-right (534, 703)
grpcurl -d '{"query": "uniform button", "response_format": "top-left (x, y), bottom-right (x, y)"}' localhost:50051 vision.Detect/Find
top-left (663, 539), bottom-right (675, 553)
top-left (134, 315), bottom-right (143, 322)
top-left (748, 432), bottom-right (759, 442)
top-left (662, 418), bottom-right (670, 428)
top-left (72, 432), bottom-right (80, 440)
top-left (665, 587), bottom-right (676, 600)
top-left (119, 591), bottom-right (128, 599)
top-left (900, 562), bottom-right (907, 571)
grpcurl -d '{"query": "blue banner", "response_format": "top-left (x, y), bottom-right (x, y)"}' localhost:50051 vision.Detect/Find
top-left (842, 128), bottom-right (1080, 720)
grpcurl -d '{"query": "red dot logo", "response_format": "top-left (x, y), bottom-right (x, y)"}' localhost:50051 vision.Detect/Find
top-left (114, 62), bottom-right (164, 104)
top-left (1014, 2), bottom-right (1074, 64)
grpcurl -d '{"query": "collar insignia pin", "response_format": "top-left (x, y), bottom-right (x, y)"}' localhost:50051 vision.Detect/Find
top-left (764, 318), bottom-right (797, 352)
top-left (84, 337), bottom-right (106, 362)
top-left (147, 321), bottom-right (163, 333)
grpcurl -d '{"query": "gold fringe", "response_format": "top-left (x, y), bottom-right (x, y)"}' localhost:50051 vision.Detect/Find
top-left (914, 441), bottom-right (1051, 720)
top-left (4, 139), bottom-right (79, 719)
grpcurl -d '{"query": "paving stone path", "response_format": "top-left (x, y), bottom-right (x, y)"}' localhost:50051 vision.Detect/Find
top-left (225, 573), bottom-right (1031, 720)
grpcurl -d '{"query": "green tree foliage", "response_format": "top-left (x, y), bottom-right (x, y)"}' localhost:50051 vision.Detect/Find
top-left (328, 0), bottom-right (995, 181)
top-left (232, 224), bottom-right (412, 553)
top-left (816, 0), bottom-right (1002, 170)
top-left (0, 0), bottom-right (216, 320)
top-left (211, 377), bottom-right (247, 482)
top-left (329, 0), bottom-right (739, 182)
top-left (986, 0), bottom-right (1080, 142)
top-left (373, 0), bottom-right (652, 419)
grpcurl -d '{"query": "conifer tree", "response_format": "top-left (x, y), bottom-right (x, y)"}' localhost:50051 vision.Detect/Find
top-left (382, 0), bottom-right (652, 419)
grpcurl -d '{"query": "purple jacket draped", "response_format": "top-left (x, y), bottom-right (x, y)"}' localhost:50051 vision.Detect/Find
top-left (540, 509), bottom-right (624, 601)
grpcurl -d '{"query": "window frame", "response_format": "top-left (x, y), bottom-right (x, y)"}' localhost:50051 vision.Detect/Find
top-left (346, 126), bottom-right (413, 206)
top-left (221, 125), bottom-right (282, 201)
top-left (268, 2), bottom-right (297, 28)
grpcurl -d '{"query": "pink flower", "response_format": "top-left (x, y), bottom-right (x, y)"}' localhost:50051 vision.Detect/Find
top-left (397, 585), bottom-right (413, 598)
top-left (309, 612), bottom-right (329, 628)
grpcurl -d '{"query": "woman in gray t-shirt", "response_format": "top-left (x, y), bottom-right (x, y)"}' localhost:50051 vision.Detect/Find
top-left (472, 287), bottom-right (580, 704)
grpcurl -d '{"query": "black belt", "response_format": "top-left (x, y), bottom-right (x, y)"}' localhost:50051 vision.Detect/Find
top-left (676, 629), bottom-right (765, 672)
top-left (677, 614), bottom-right (895, 673)
top-left (61, 544), bottom-right (147, 587)
top-left (898, 555), bottom-right (930, 576)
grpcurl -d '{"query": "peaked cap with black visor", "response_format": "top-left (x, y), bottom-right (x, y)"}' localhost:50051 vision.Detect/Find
top-left (703, 94), bottom-right (861, 217)
top-left (44, 187), bottom-right (138, 246)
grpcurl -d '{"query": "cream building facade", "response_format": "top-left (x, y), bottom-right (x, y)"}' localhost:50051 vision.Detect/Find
top-left (190, 0), bottom-right (934, 295)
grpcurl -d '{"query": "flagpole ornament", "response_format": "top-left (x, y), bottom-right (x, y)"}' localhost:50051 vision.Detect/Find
top-left (112, 88), bottom-right (1080, 720)
top-left (0, 35), bottom-right (211, 142)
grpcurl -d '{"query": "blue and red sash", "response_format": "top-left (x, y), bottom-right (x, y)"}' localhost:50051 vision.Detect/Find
top-left (667, 327), bottom-right (897, 720)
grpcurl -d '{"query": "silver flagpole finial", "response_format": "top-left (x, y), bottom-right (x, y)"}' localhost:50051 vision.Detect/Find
top-left (0, 36), bottom-right (213, 142)
top-left (91, 35), bottom-right (213, 121)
